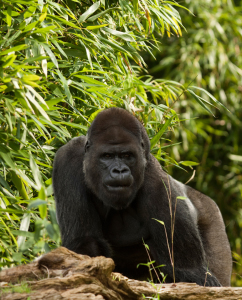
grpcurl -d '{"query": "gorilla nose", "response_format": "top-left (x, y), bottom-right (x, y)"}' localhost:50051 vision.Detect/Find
top-left (110, 166), bottom-right (130, 179)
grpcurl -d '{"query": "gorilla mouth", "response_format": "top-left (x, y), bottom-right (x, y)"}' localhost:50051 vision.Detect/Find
top-left (105, 184), bottom-right (131, 192)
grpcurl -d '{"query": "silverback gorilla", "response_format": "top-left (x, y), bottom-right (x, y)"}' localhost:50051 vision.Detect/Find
top-left (53, 107), bottom-right (232, 286)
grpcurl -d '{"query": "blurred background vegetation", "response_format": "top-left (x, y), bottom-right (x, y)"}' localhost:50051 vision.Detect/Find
top-left (0, 0), bottom-right (241, 287)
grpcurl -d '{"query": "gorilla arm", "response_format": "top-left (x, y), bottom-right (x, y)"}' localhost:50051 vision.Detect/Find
top-left (52, 136), bottom-right (112, 257)
top-left (140, 156), bottom-right (222, 286)
top-left (186, 185), bottom-right (232, 286)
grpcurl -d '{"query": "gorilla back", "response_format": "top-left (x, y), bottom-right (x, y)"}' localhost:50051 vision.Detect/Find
top-left (53, 107), bottom-right (232, 286)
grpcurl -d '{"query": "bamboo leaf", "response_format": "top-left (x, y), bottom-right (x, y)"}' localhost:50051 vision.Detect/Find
top-left (17, 214), bottom-right (30, 249)
top-left (47, 15), bottom-right (80, 29)
top-left (78, 1), bottom-right (100, 23)
top-left (187, 89), bottom-right (215, 116)
top-left (103, 27), bottom-right (135, 42)
top-left (86, 24), bottom-right (108, 30)
top-left (190, 86), bottom-right (230, 112)
top-left (10, 171), bottom-right (29, 200)
top-left (56, 69), bottom-right (73, 104)
top-left (180, 161), bottom-right (199, 166)
top-left (99, 36), bottom-right (129, 54)
top-left (38, 187), bottom-right (47, 219)
top-left (150, 117), bottom-right (173, 149)
top-left (41, 43), bottom-right (58, 69)
top-left (6, 7), bottom-right (12, 27)
top-left (29, 155), bottom-right (43, 190)
top-left (0, 44), bottom-right (28, 56)
top-left (133, 0), bottom-right (138, 16)
top-left (87, 7), bottom-right (121, 21)
top-left (25, 90), bottom-right (51, 121)
top-left (2, 54), bottom-right (16, 68)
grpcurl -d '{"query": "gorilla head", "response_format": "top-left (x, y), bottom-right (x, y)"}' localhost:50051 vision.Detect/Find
top-left (83, 108), bottom-right (149, 209)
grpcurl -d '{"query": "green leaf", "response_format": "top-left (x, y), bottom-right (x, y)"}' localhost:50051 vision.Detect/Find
top-left (88, 109), bottom-right (104, 122)
top-left (32, 25), bottom-right (56, 34)
top-left (133, 0), bottom-right (138, 16)
top-left (99, 36), bottom-right (129, 54)
top-left (180, 161), bottom-right (199, 166)
top-left (24, 55), bottom-right (48, 64)
top-left (29, 155), bottom-right (43, 190)
top-left (39, 11), bottom-right (47, 22)
top-left (0, 217), bottom-right (18, 247)
top-left (78, 1), bottom-right (100, 23)
top-left (45, 223), bottom-right (57, 239)
top-left (12, 252), bottom-right (23, 262)
top-left (63, 49), bottom-right (86, 58)
top-left (153, 218), bottom-right (165, 225)
top-left (228, 154), bottom-right (242, 162)
top-left (0, 174), bottom-right (12, 192)
top-left (103, 27), bottom-right (135, 42)
top-left (177, 196), bottom-right (187, 200)
top-left (12, 230), bottom-right (34, 238)
top-left (41, 43), bottom-right (58, 69)
top-left (87, 7), bottom-right (121, 21)
top-left (28, 200), bottom-right (48, 210)
top-left (73, 75), bottom-right (106, 86)
top-left (17, 214), bottom-right (30, 248)
top-left (47, 15), bottom-right (80, 29)
top-left (10, 171), bottom-right (29, 200)
top-left (86, 24), bottom-right (108, 30)
top-left (6, 6), bottom-right (12, 27)
top-left (24, 6), bottom-right (36, 18)
top-left (150, 117), bottom-right (173, 149)
top-left (85, 46), bottom-right (93, 69)
top-left (22, 21), bottom-right (39, 33)
top-left (56, 69), bottom-right (73, 104)
top-left (38, 187), bottom-right (47, 219)
top-left (0, 152), bottom-right (16, 169)
top-left (0, 44), bottom-right (28, 56)
top-left (51, 40), bottom-right (68, 58)
top-left (187, 89), bottom-right (214, 116)
top-left (25, 89), bottom-right (51, 121)
top-left (190, 86), bottom-right (230, 112)
top-left (2, 54), bottom-right (16, 68)
top-left (56, 121), bottom-right (88, 130)
top-left (0, 85), bottom-right (7, 92)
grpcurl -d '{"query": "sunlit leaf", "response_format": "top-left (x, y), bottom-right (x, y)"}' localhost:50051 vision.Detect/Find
top-left (78, 1), bottom-right (100, 23)
top-left (150, 117), bottom-right (174, 149)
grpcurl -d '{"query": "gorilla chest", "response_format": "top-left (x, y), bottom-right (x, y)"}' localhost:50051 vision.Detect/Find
top-left (103, 206), bottom-right (149, 247)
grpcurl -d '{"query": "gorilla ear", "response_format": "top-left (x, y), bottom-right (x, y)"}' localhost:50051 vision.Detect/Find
top-left (141, 140), bottom-right (144, 148)
top-left (85, 140), bottom-right (90, 152)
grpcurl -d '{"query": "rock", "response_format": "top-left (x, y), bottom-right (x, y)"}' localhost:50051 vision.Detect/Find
top-left (0, 247), bottom-right (242, 300)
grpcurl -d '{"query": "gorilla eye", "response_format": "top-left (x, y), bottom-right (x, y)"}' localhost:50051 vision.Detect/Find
top-left (122, 153), bottom-right (132, 159)
top-left (103, 153), bottom-right (112, 158)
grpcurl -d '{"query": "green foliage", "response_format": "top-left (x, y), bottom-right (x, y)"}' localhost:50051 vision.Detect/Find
top-left (0, 0), bottom-right (237, 286)
top-left (0, 281), bottom-right (31, 295)
top-left (146, 0), bottom-right (242, 286)
top-left (0, 0), bottom-right (190, 268)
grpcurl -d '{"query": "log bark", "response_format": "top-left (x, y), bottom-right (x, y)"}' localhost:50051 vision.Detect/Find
top-left (0, 247), bottom-right (241, 300)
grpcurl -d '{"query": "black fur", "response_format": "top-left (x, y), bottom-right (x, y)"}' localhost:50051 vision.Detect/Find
top-left (53, 107), bottom-right (232, 286)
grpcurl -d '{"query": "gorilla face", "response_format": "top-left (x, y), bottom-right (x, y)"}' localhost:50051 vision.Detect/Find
top-left (84, 126), bottom-right (147, 209)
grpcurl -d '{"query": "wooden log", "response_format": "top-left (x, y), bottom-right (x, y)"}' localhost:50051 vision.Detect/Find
top-left (1, 247), bottom-right (241, 300)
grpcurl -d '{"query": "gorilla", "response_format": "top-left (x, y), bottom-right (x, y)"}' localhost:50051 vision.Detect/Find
top-left (53, 107), bottom-right (232, 286)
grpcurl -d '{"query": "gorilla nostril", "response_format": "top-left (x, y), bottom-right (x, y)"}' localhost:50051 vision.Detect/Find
top-left (111, 167), bottom-right (130, 179)
top-left (121, 168), bottom-right (129, 174)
